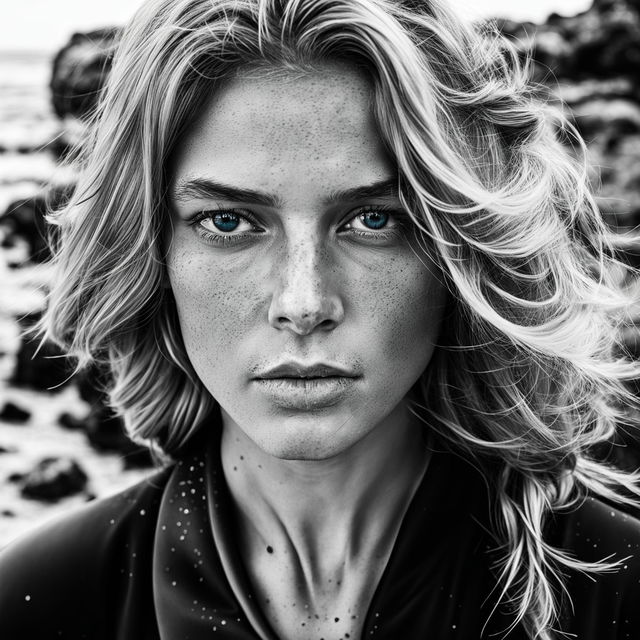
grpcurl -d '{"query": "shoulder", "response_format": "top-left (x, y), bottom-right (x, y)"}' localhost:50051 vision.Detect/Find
top-left (0, 466), bottom-right (172, 639)
top-left (551, 496), bottom-right (640, 637)
top-left (553, 495), bottom-right (640, 566)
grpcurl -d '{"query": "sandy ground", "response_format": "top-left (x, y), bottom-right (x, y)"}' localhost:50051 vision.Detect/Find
top-left (0, 385), bottom-right (154, 549)
top-left (0, 225), bottom-right (153, 550)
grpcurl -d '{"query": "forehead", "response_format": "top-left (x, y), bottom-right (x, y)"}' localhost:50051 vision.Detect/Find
top-left (170, 62), bottom-right (394, 191)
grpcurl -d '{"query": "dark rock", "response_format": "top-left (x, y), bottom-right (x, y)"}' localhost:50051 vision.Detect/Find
top-left (85, 411), bottom-right (154, 468)
top-left (72, 367), bottom-right (153, 468)
top-left (0, 445), bottom-right (17, 454)
top-left (75, 365), bottom-right (110, 405)
top-left (497, 0), bottom-right (640, 86)
top-left (82, 407), bottom-right (152, 468)
top-left (571, 19), bottom-right (640, 82)
top-left (58, 412), bottom-right (86, 430)
top-left (50, 28), bottom-right (121, 120)
top-left (7, 472), bottom-right (25, 483)
top-left (0, 234), bottom-right (17, 249)
top-left (10, 312), bottom-right (72, 392)
top-left (11, 335), bottom-right (71, 391)
top-left (20, 457), bottom-right (88, 501)
top-left (620, 325), bottom-right (640, 359)
top-left (121, 447), bottom-right (154, 469)
top-left (84, 410), bottom-right (127, 451)
top-left (0, 402), bottom-right (31, 424)
top-left (572, 98), bottom-right (640, 141)
top-left (0, 185), bottom-right (72, 264)
top-left (0, 196), bottom-right (50, 263)
top-left (49, 28), bottom-right (121, 156)
top-left (1, 510), bottom-right (16, 518)
top-left (72, 368), bottom-right (126, 450)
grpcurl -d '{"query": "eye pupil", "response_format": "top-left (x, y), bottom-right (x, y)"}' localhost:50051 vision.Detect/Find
top-left (213, 212), bottom-right (240, 232)
top-left (361, 210), bottom-right (388, 230)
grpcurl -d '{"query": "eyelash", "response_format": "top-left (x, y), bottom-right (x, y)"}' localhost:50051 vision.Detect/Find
top-left (189, 207), bottom-right (263, 246)
top-left (187, 205), bottom-right (405, 246)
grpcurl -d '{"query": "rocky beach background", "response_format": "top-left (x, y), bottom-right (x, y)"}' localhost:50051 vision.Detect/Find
top-left (1, 0), bottom-right (640, 548)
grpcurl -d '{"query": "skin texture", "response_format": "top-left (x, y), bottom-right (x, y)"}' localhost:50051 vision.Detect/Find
top-left (167, 63), bottom-right (448, 639)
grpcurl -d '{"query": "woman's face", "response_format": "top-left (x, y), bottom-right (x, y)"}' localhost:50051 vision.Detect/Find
top-left (167, 63), bottom-right (447, 460)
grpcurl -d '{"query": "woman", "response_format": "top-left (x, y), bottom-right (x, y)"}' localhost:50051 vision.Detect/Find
top-left (1, 0), bottom-right (639, 638)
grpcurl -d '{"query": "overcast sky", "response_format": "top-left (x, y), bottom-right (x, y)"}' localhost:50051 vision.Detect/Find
top-left (2, 0), bottom-right (592, 53)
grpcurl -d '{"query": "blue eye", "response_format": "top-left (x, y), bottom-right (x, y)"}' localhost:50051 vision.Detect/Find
top-left (360, 210), bottom-right (389, 230)
top-left (212, 212), bottom-right (240, 232)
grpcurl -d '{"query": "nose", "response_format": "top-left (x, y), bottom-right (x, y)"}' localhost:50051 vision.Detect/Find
top-left (268, 239), bottom-right (344, 336)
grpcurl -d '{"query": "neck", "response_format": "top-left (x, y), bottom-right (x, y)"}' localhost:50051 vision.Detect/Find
top-left (220, 403), bottom-right (430, 587)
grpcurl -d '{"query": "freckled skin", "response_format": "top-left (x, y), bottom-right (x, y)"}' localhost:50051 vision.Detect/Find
top-left (166, 63), bottom-right (447, 461)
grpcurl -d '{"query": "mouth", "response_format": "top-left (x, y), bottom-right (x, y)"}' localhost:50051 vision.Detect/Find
top-left (255, 363), bottom-right (358, 380)
top-left (252, 363), bottom-right (359, 410)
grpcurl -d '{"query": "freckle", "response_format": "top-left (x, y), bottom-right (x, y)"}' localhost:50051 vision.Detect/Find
top-left (233, 466), bottom-right (237, 471)
top-left (267, 545), bottom-right (274, 553)
top-left (335, 617), bottom-right (340, 622)
top-left (240, 455), bottom-right (244, 460)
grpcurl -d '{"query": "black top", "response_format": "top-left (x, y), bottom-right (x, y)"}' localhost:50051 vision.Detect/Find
top-left (1, 429), bottom-right (640, 640)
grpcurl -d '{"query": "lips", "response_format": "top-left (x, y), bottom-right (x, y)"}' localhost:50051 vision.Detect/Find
top-left (256, 363), bottom-right (358, 380)
top-left (253, 362), bottom-right (359, 410)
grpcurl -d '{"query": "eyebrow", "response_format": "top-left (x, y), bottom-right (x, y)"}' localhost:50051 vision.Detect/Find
top-left (172, 178), bottom-right (280, 207)
top-left (171, 177), bottom-right (399, 207)
top-left (325, 178), bottom-right (398, 204)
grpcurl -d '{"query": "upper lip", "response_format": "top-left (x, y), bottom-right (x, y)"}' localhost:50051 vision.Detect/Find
top-left (255, 363), bottom-right (358, 379)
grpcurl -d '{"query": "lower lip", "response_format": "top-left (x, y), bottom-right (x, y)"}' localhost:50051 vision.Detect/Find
top-left (253, 377), bottom-right (357, 410)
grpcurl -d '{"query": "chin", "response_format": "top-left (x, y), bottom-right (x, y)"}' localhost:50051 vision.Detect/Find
top-left (255, 418), bottom-right (363, 461)
top-left (259, 437), bottom-right (346, 462)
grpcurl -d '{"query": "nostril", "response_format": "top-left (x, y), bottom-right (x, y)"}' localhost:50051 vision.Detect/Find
top-left (268, 286), bottom-right (344, 334)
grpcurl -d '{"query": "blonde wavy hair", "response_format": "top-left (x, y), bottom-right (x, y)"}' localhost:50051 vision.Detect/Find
top-left (41, 0), bottom-right (640, 637)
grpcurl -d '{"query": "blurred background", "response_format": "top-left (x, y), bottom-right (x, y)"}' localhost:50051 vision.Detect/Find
top-left (1, 0), bottom-right (639, 548)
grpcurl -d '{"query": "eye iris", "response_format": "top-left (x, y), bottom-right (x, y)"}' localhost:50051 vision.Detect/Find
top-left (361, 210), bottom-right (388, 230)
top-left (213, 212), bottom-right (240, 232)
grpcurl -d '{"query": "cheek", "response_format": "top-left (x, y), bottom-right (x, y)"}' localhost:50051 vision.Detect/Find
top-left (351, 255), bottom-right (446, 364)
top-left (167, 245), bottom-right (264, 361)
